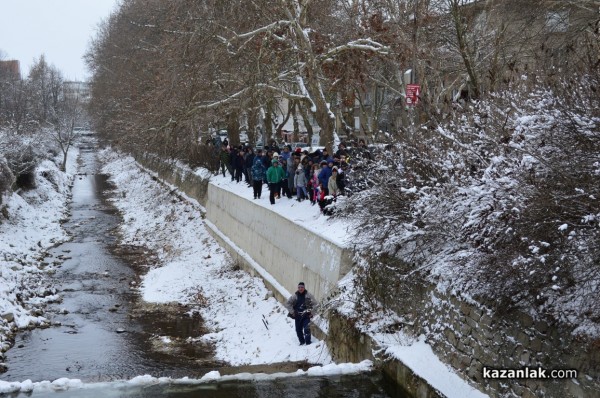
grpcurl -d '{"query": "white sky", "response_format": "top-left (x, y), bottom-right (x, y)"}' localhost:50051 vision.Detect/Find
top-left (0, 0), bottom-right (120, 81)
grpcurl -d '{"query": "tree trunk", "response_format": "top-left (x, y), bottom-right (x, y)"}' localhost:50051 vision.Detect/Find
top-left (315, 106), bottom-right (334, 150)
top-left (247, 106), bottom-right (258, 146)
top-left (227, 111), bottom-right (240, 146)
top-left (61, 151), bottom-right (67, 172)
top-left (298, 103), bottom-right (314, 145)
top-left (275, 101), bottom-right (293, 140)
top-left (292, 100), bottom-right (300, 142)
top-left (451, 0), bottom-right (481, 99)
top-left (264, 100), bottom-right (274, 141)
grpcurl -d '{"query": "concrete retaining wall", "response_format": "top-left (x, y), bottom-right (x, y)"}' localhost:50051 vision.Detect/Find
top-left (205, 183), bottom-right (352, 300)
top-left (134, 153), bottom-right (210, 205)
top-left (327, 311), bottom-right (443, 398)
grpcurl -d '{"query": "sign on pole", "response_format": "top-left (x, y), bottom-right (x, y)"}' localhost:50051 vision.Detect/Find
top-left (406, 84), bottom-right (420, 106)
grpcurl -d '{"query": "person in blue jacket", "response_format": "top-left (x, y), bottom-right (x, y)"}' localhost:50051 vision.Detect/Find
top-left (251, 150), bottom-right (266, 199)
top-left (317, 160), bottom-right (332, 195)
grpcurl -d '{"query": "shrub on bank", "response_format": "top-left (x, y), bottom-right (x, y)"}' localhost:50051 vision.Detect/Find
top-left (343, 75), bottom-right (600, 337)
top-left (0, 129), bottom-right (58, 191)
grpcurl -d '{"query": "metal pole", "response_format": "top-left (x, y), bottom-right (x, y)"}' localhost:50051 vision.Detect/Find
top-left (412, 0), bottom-right (419, 84)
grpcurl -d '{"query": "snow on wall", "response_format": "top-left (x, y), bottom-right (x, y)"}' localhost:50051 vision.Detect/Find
top-left (205, 183), bottom-right (351, 300)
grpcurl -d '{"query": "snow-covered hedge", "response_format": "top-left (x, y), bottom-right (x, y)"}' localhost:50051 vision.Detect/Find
top-left (0, 129), bottom-right (58, 191)
top-left (0, 132), bottom-right (71, 360)
top-left (345, 75), bottom-right (600, 336)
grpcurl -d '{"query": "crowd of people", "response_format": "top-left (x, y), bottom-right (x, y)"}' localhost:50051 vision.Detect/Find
top-left (214, 138), bottom-right (371, 213)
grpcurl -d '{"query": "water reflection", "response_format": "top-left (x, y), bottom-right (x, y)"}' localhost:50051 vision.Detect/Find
top-left (19, 372), bottom-right (407, 397)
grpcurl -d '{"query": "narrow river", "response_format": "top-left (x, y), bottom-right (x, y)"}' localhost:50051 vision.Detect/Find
top-left (2, 140), bottom-right (408, 397)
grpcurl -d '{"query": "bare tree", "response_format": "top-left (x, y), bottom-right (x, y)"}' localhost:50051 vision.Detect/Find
top-left (51, 91), bottom-right (83, 171)
top-left (192, 0), bottom-right (391, 149)
top-left (0, 55), bottom-right (30, 131)
top-left (27, 55), bottom-right (64, 124)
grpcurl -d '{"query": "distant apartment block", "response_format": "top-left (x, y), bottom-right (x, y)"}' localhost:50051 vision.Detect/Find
top-left (0, 60), bottom-right (21, 81)
top-left (63, 81), bottom-right (91, 103)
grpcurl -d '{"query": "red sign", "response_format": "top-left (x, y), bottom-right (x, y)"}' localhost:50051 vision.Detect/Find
top-left (406, 84), bottom-right (420, 105)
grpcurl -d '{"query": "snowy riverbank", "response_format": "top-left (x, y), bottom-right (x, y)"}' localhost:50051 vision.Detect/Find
top-left (0, 149), bottom-right (78, 368)
top-left (109, 151), bottom-right (485, 397)
top-left (99, 149), bottom-right (332, 366)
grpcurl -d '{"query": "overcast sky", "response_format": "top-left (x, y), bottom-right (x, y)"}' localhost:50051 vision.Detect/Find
top-left (0, 0), bottom-right (120, 81)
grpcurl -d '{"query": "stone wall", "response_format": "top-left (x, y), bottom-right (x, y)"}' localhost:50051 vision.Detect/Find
top-left (326, 310), bottom-right (444, 398)
top-left (416, 289), bottom-right (600, 398)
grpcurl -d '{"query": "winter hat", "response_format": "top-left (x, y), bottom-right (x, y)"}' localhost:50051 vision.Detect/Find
top-left (295, 147), bottom-right (302, 153)
top-left (272, 159), bottom-right (279, 165)
top-left (298, 282), bottom-right (305, 287)
top-left (273, 152), bottom-right (279, 158)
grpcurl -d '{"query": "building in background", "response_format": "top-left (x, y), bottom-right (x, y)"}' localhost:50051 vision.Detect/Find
top-left (0, 60), bottom-right (21, 81)
top-left (63, 81), bottom-right (91, 104)
top-left (63, 81), bottom-right (91, 129)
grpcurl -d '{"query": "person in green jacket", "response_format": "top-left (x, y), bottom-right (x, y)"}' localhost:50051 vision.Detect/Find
top-left (266, 158), bottom-right (284, 205)
top-left (219, 144), bottom-right (231, 177)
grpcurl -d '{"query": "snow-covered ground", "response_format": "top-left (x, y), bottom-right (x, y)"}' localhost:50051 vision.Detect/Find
top-left (99, 150), bottom-right (332, 366)
top-left (0, 360), bottom-right (373, 394)
top-left (99, 151), bottom-right (486, 397)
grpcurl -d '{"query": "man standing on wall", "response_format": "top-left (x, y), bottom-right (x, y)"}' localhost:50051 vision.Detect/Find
top-left (285, 282), bottom-right (317, 345)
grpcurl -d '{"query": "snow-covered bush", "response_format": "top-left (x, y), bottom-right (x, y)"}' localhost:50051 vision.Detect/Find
top-left (345, 73), bottom-right (600, 335)
top-left (187, 141), bottom-right (219, 173)
top-left (0, 156), bottom-right (15, 204)
top-left (0, 129), bottom-right (56, 190)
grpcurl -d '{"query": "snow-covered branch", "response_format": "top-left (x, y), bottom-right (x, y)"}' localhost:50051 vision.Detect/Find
top-left (234, 20), bottom-right (293, 40)
top-left (191, 83), bottom-right (312, 112)
top-left (320, 39), bottom-right (390, 60)
top-left (435, 126), bottom-right (489, 166)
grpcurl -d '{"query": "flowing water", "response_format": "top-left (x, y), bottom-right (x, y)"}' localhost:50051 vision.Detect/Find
top-left (2, 139), bottom-right (408, 397)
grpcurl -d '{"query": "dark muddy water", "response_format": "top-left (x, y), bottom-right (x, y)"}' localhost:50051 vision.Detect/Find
top-left (18, 373), bottom-right (406, 397)
top-left (2, 141), bottom-right (408, 397)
